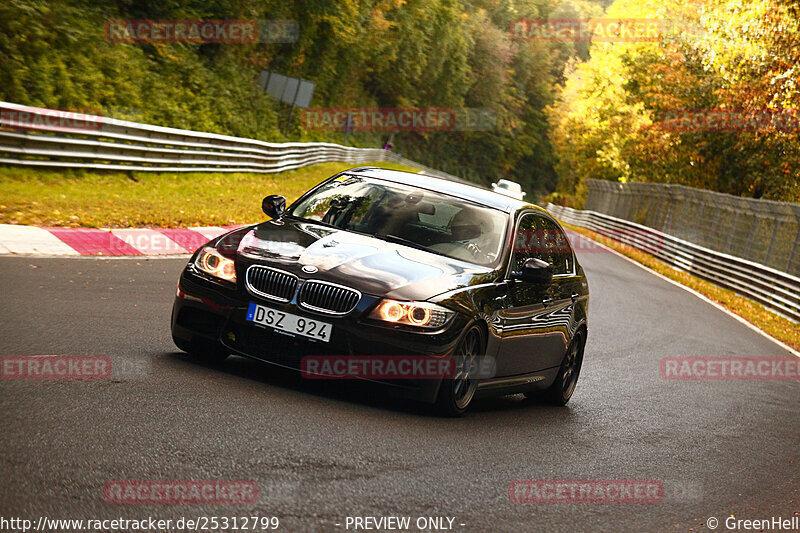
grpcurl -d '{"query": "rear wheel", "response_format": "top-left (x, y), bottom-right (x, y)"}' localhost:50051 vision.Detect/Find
top-left (435, 325), bottom-right (484, 417)
top-left (526, 329), bottom-right (585, 406)
top-left (173, 335), bottom-right (230, 363)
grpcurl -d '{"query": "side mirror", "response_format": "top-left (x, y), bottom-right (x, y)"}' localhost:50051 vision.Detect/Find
top-left (512, 257), bottom-right (553, 284)
top-left (262, 195), bottom-right (286, 220)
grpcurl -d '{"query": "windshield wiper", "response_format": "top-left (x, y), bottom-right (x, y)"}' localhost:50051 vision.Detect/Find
top-left (285, 214), bottom-right (377, 240)
top-left (284, 213), bottom-right (339, 230)
top-left (381, 234), bottom-right (433, 253)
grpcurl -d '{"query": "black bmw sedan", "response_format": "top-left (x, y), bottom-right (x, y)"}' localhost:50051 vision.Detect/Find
top-left (171, 167), bottom-right (589, 415)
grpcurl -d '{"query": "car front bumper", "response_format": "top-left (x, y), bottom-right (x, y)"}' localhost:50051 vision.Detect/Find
top-left (171, 267), bottom-right (470, 403)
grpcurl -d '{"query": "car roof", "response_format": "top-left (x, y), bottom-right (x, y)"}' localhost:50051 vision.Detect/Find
top-left (496, 180), bottom-right (522, 191)
top-left (346, 167), bottom-right (546, 215)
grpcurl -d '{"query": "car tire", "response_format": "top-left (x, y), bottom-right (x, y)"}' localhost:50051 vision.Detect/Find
top-left (527, 329), bottom-right (585, 406)
top-left (173, 335), bottom-right (230, 363)
top-left (435, 325), bottom-right (484, 417)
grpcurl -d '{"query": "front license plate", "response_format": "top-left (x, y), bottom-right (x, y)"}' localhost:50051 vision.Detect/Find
top-left (246, 303), bottom-right (331, 343)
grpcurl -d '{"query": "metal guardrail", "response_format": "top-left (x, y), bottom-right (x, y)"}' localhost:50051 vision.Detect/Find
top-left (2, 103), bottom-right (795, 319)
top-left (0, 101), bottom-right (462, 180)
top-left (585, 179), bottom-right (800, 277)
top-left (547, 203), bottom-right (800, 323)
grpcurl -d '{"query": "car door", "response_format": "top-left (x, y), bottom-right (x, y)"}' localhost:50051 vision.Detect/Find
top-left (494, 212), bottom-right (577, 377)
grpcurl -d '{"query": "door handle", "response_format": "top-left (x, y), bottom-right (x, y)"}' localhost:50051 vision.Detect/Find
top-left (542, 298), bottom-right (554, 306)
top-left (571, 293), bottom-right (580, 302)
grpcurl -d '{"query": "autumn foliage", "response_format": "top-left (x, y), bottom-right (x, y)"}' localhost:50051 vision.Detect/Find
top-left (548, 0), bottom-right (800, 204)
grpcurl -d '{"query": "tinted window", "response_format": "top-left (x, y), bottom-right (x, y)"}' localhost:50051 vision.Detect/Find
top-left (539, 217), bottom-right (574, 274)
top-left (512, 214), bottom-right (574, 275)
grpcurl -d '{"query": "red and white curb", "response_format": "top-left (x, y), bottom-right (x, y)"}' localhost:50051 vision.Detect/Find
top-left (0, 224), bottom-right (243, 256)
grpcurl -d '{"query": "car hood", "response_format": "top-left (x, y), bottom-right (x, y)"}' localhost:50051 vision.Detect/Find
top-left (235, 219), bottom-right (498, 301)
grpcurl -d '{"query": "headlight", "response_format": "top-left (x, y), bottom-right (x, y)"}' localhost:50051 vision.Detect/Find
top-left (369, 299), bottom-right (454, 329)
top-left (194, 247), bottom-right (237, 283)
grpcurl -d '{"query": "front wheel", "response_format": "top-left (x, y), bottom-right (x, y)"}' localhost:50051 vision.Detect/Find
top-left (435, 325), bottom-right (484, 417)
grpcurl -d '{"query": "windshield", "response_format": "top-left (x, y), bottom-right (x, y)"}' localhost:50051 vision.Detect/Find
top-left (289, 176), bottom-right (507, 266)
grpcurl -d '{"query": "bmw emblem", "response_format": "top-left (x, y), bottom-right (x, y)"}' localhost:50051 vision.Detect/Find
top-left (302, 265), bottom-right (318, 274)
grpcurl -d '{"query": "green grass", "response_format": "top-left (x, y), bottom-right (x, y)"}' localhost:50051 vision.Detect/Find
top-left (0, 161), bottom-right (419, 228)
top-left (561, 222), bottom-right (800, 352)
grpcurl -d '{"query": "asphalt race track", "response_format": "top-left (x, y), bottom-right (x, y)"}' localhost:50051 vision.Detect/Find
top-left (1, 233), bottom-right (797, 532)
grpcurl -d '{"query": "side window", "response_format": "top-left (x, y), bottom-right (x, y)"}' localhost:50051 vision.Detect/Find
top-left (511, 214), bottom-right (540, 272)
top-left (512, 214), bottom-right (574, 275)
top-left (538, 217), bottom-right (574, 275)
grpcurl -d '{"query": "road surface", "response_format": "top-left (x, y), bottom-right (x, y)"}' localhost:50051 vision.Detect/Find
top-left (0, 234), bottom-right (797, 532)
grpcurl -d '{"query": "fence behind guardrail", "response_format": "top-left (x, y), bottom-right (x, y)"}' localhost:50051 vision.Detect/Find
top-left (584, 179), bottom-right (800, 277)
top-left (547, 203), bottom-right (800, 323)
